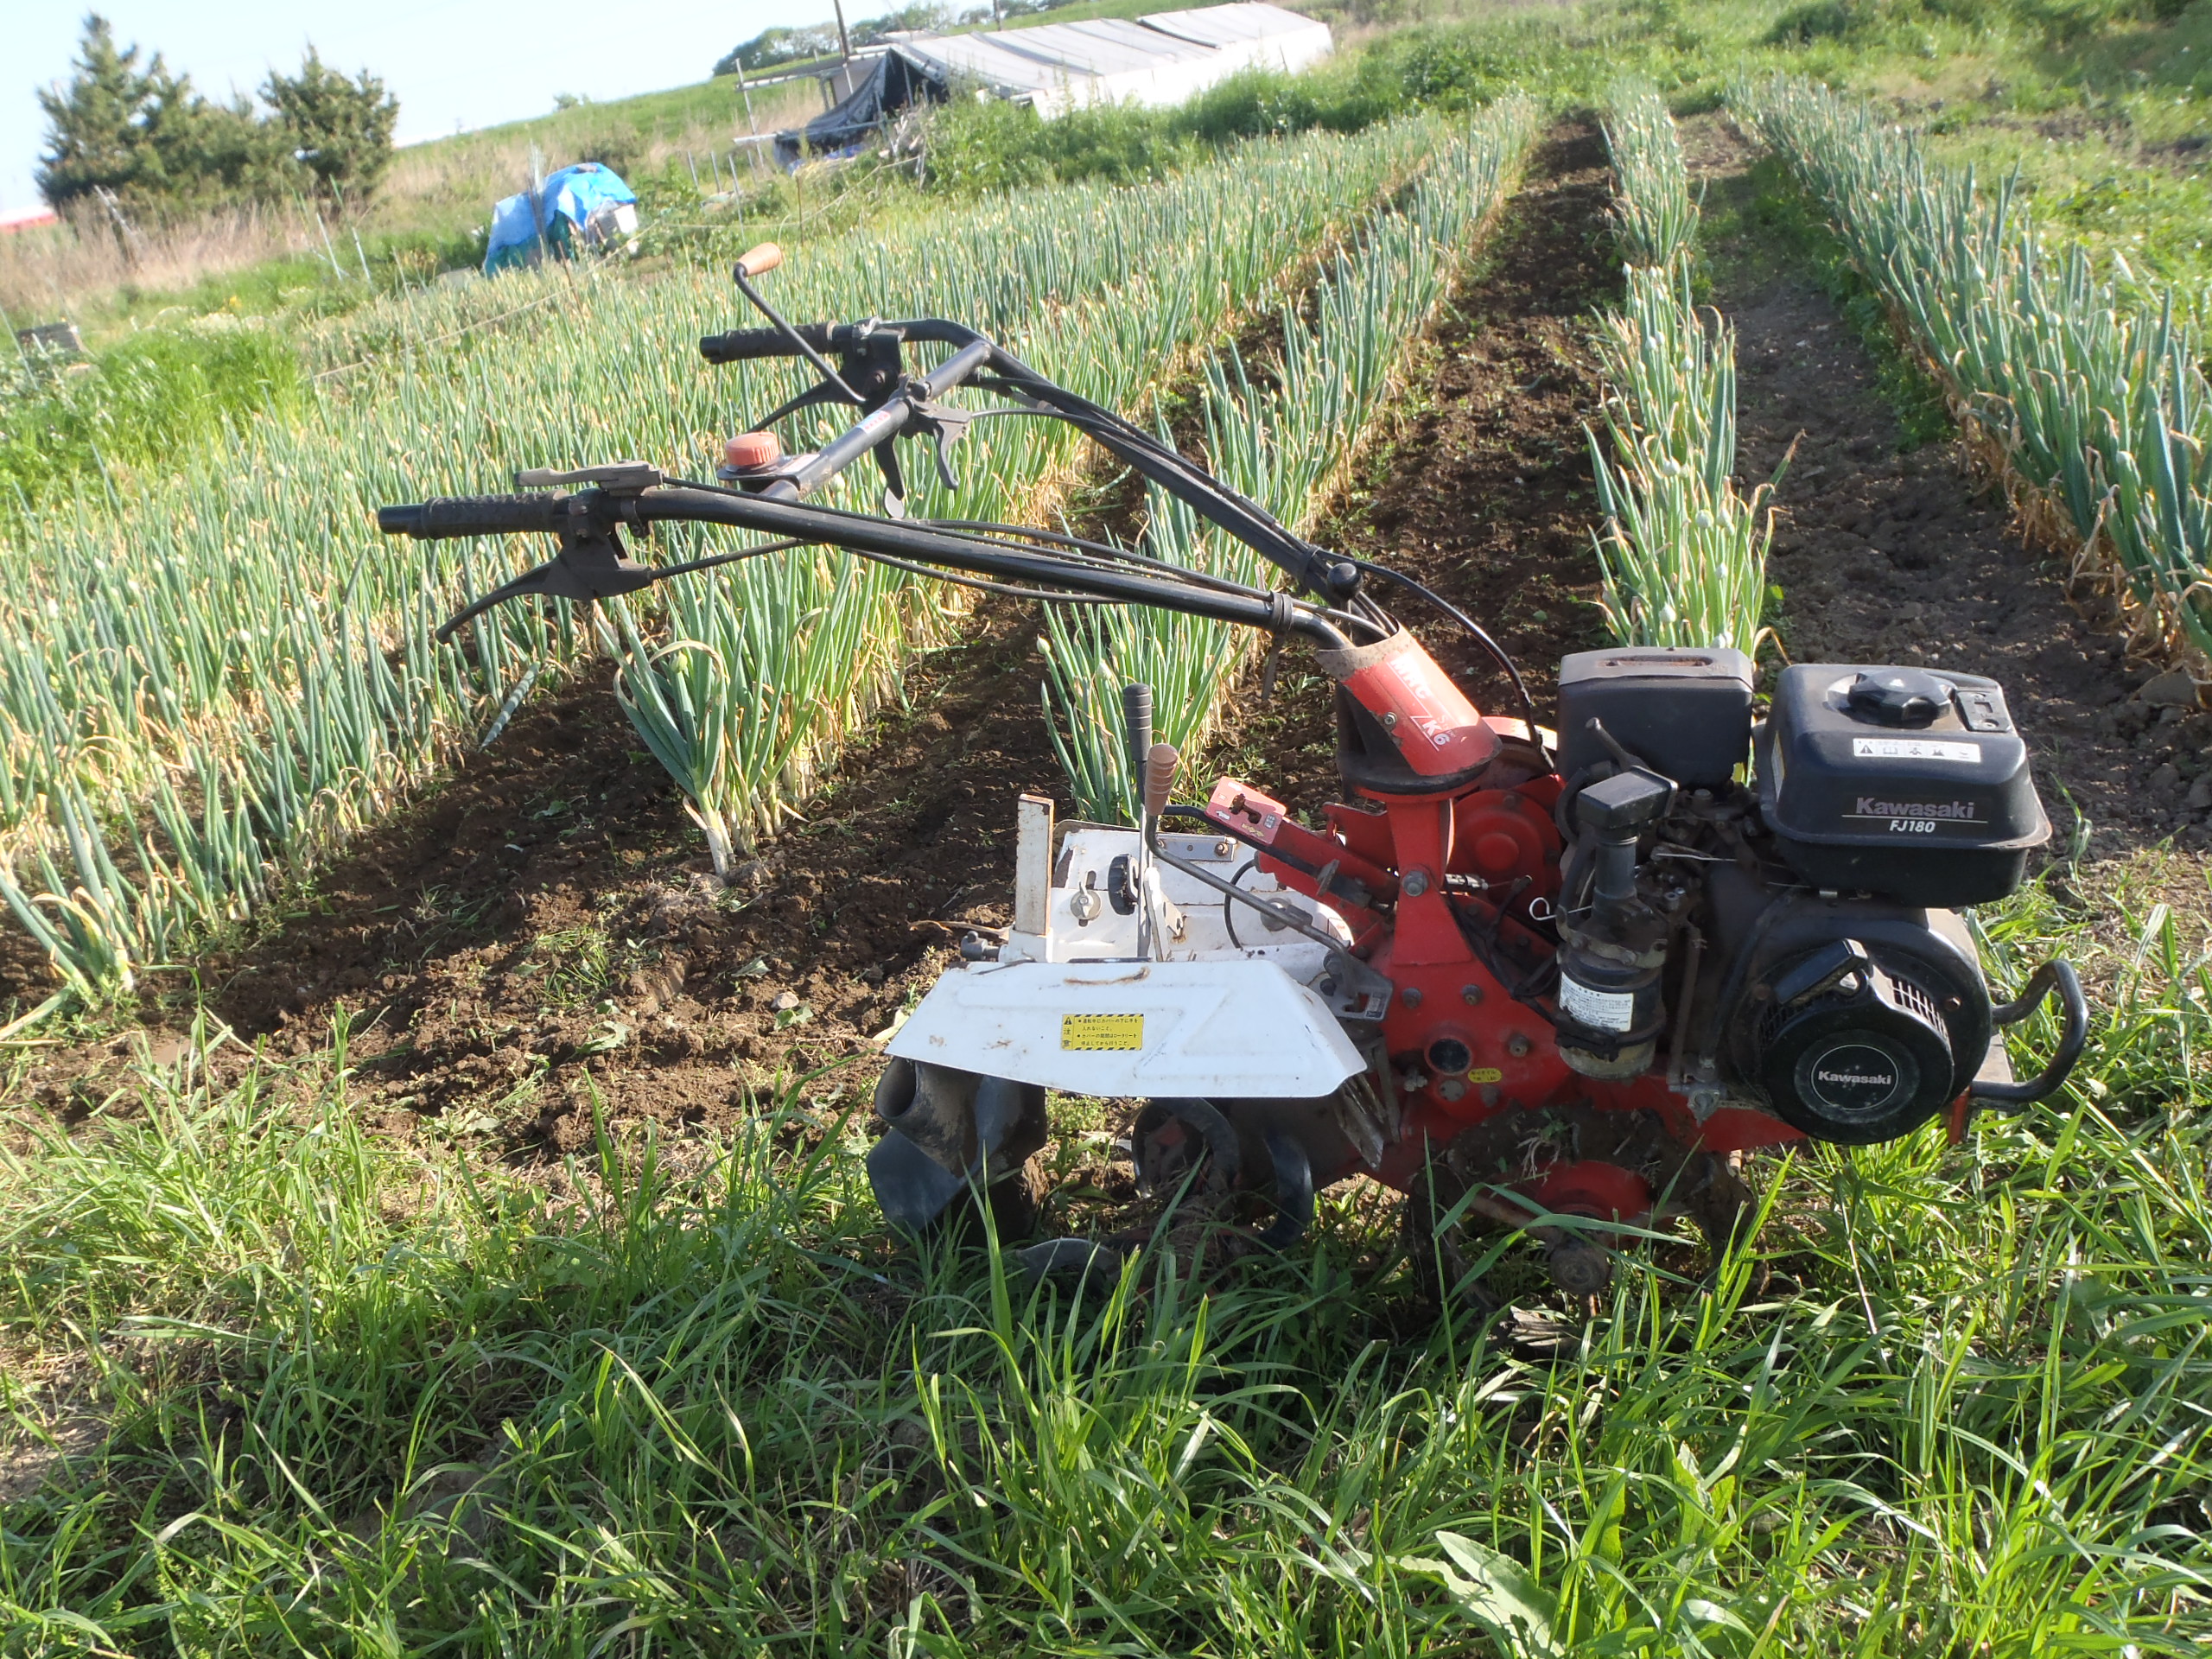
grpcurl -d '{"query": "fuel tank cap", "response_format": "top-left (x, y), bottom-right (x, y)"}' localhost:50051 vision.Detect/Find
top-left (1845, 668), bottom-right (1951, 728)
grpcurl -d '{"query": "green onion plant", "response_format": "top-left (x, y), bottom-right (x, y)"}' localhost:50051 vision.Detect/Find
top-left (0, 120), bottom-right (1440, 988)
top-left (1588, 83), bottom-right (1773, 658)
top-left (1734, 74), bottom-right (2212, 672)
top-left (1040, 97), bottom-right (1541, 822)
top-left (1600, 79), bottom-right (1698, 270)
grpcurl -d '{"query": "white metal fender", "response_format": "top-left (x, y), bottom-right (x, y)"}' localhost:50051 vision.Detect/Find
top-left (885, 957), bottom-right (1366, 1098)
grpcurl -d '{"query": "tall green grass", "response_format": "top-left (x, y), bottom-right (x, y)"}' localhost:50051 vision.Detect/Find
top-left (1039, 98), bottom-right (1540, 822)
top-left (2, 853), bottom-right (2206, 1652)
top-left (0, 324), bottom-right (304, 524)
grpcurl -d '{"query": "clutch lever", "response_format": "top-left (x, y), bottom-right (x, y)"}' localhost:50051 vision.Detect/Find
top-left (436, 496), bottom-right (658, 643)
top-left (752, 377), bottom-right (860, 434)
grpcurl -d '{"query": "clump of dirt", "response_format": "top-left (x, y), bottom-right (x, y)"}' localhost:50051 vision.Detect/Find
top-left (1686, 114), bottom-right (2212, 861)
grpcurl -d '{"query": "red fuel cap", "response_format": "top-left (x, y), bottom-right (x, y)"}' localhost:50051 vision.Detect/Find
top-left (723, 430), bottom-right (783, 472)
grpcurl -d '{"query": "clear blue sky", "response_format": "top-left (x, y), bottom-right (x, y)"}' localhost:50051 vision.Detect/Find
top-left (7, 1), bottom-right (825, 216)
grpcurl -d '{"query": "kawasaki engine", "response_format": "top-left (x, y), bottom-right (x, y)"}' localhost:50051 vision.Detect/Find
top-left (1555, 649), bottom-right (2054, 1145)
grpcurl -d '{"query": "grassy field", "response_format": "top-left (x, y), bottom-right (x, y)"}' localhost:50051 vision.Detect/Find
top-left (5, 1), bottom-right (2212, 1652)
top-left (2, 861), bottom-right (2203, 1652)
top-left (16, 0), bottom-right (2212, 514)
top-left (0, 0), bottom-right (1309, 346)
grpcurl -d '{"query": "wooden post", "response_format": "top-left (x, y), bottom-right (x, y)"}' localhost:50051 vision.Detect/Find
top-left (734, 55), bottom-right (760, 136)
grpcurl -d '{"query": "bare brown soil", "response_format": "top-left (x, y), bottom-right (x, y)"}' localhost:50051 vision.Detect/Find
top-left (188, 603), bottom-right (1061, 1150)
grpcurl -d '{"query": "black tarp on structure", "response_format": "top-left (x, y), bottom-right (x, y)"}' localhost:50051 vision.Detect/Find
top-left (773, 49), bottom-right (950, 166)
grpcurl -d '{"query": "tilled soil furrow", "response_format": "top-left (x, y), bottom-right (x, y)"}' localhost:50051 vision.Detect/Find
top-left (1685, 115), bottom-right (2204, 861)
top-left (157, 600), bottom-right (1058, 1146)
top-left (1221, 124), bottom-right (1620, 814)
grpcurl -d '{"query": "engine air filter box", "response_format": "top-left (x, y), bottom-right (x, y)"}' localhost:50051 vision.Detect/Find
top-left (1556, 646), bottom-right (1754, 787)
top-left (1756, 664), bottom-right (2049, 905)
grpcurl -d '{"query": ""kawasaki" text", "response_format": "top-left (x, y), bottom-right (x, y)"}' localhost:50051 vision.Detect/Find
top-left (1853, 797), bottom-right (1980, 820)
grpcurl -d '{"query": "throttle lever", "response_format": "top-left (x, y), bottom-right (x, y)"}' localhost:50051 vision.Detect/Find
top-left (912, 399), bottom-right (976, 493)
top-left (730, 243), bottom-right (864, 407)
top-left (513, 461), bottom-right (664, 493)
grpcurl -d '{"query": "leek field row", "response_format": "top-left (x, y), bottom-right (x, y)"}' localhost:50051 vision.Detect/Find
top-left (1039, 97), bottom-right (1542, 823)
top-left (0, 119), bottom-right (1445, 996)
top-left (1588, 83), bottom-right (1771, 659)
top-left (1734, 75), bottom-right (2212, 676)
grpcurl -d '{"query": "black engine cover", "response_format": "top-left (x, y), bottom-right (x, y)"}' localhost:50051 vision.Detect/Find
top-left (1752, 942), bottom-right (1956, 1143)
top-left (1757, 664), bottom-right (2050, 905)
top-left (1708, 890), bottom-right (1997, 1145)
top-left (1557, 645), bottom-right (1754, 788)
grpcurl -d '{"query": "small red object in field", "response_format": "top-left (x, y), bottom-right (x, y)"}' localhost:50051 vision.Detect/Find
top-left (724, 431), bottom-right (783, 471)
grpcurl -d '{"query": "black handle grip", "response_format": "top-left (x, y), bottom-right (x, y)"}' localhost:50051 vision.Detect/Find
top-left (376, 494), bottom-right (563, 540)
top-left (1122, 683), bottom-right (1153, 785)
top-left (700, 321), bottom-right (857, 364)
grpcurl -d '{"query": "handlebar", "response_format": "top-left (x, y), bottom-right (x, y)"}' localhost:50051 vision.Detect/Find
top-left (697, 317), bottom-right (989, 365)
top-left (382, 478), bottom-right (1358, 647)
top-left (689, 316), bottom-right (1354, 602)
top-left (380, 306), bottom-right (1379, 645)
top-left (375, 494), bottom-right (562, 540)
top-left (371, 236), bottom-right (1544, 737)
top-left (700, 321), bottom-right (867, 365)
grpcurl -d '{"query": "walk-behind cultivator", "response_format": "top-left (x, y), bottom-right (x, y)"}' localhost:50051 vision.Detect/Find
top-left (379, 242), bottom-right (2088, 1299)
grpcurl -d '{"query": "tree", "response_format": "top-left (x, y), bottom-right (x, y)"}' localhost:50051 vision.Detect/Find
top-left (178, 94), bottom-right (293, 208)
top-left (37, 14), bottom-right (288, 219)
top-left (715, 24), bottom-right (842, 75)
top-left (853, 3), bottom-right (958, 43)
top-left (263, 49), bottom-right (399, 207)
top-left (35, 13), bottom-right (174, 210)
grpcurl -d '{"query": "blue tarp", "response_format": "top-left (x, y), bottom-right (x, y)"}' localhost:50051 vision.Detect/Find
top-left (483, 162), bottom-right (639, 274)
